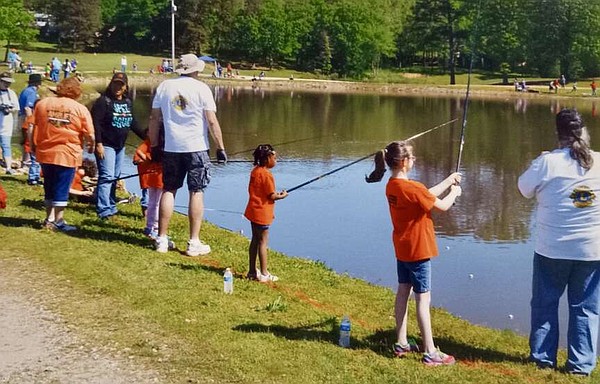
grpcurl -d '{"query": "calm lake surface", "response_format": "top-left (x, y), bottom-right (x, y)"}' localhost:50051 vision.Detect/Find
top-left (122, 84), bottom-right (600, 346)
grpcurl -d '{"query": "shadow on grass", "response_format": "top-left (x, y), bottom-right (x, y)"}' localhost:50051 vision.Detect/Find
top-left (233, 318), bottom-right (339, 345)
top-left (165, 261), bottom-right (224, 274)
top-left (0, 216), bottom-right (41, 228)
top-left (234, 321), bottom-right (526, 364)
top-left (20, 198), bottom-right (45, 210)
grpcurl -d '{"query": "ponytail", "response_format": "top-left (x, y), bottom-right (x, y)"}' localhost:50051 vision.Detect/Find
top-left (365, 150), bottom-right (386, 183)
top-left (556, 109), bottom-right (594, 171)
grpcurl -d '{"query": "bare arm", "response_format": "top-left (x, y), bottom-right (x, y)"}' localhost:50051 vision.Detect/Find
top-left (433, 185), bottom-right (462, 211)
top-left (429, 172), bottom-right (462, 197)
top-left (270, 190), bottom-right (288, 201)
top-left (148, 108), bottom-right (162, 148)
top-left (205, 110), bottom-right (225, 150)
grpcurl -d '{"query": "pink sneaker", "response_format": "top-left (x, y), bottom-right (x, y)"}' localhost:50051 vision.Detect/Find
top-left (393, 341), bottom-right (419, 358)
top-left (422, 349), bottom-right (456, 366)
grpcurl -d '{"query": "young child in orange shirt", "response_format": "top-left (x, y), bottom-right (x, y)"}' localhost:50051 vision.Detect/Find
top-left (133, 134), bottom-right (163, 240)
top-left (366, 140), bottom-right (461, 366)
top-left (244, 144), bottom-right (288, 282)
top-left (69, 158), bottom-right (97, 203)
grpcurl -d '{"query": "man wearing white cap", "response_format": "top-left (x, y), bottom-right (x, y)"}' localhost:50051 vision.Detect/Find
top-left (148, 53), bottom-right (227, 256)
top-left (0, 72), bottom-right (20, 175)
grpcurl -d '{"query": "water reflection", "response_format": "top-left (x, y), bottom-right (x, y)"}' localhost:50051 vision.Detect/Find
top-left (120, 84), bottom-right (600, 345)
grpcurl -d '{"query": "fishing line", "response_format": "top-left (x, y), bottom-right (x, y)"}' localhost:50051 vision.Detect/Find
top-left (285, 119), bottom-right (458, 193)
top-left (229, 135), bottom-right (322, 156)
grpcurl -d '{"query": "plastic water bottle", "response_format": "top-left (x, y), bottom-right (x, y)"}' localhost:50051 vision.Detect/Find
top-left (223, 268), bottom-right (233, 294)
top-left (339, 315), bottom-right (351, 348)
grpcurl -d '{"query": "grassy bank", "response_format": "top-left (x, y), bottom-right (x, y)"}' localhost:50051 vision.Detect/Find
top-left (0, 175), bottom-right (589, 383)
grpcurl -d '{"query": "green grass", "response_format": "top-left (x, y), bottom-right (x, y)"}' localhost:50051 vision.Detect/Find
top-left (0, 173), bottom-right (592, 383)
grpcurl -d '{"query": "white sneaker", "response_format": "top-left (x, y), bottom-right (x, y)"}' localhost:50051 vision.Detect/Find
top-left (186, 239), bottom-right (211, 256)
top-left (258, 271), bottom-right (279, 283)
top-left (155, 236), bottom-right (175, 253)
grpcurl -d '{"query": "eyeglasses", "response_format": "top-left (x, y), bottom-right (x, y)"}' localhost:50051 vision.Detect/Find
top-left (408, 155), bottom-right (417, 161)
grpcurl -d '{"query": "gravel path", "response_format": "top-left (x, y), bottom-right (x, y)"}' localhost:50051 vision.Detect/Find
top-left (0, 258), bottom-right (162, 384)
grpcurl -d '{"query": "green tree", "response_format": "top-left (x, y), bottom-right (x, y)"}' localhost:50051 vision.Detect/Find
top-left (475, 0), bottom-right (526, 73)
top-left (54, 0), bottom-right (101, 51)
top-left (524, 0), bottom-right (600, 79)
top-left (398, 0), bottom-right (467, 84)
top-left (0, 0), bottom-right (38, 60)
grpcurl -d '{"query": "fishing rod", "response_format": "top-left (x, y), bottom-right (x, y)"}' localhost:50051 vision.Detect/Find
top-left (92, 170), bottom-right (158, 186)
top-left (285, 118), bottom-right (458, 193)
top-left (455, 0), bottom-right (482, 173)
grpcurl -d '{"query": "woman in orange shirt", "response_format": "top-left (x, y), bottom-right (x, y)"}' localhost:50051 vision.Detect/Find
top-left (366, 140), bottom-right (461, 366)
top-left (33, 77), bottom-right (95, 232)
top-left (244, 144), bottom-right (288, 282)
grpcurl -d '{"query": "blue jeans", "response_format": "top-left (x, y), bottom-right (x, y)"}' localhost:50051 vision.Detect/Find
top-left (28, 152), bottom-right (40, 182)
top-left (530, 252), bottom-right (600, 374)
top-left (0, 135), bottom-right (12, 160)
top-left (95, 146), bottom-right (124, 218)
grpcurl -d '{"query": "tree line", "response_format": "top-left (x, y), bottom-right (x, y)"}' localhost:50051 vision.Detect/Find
top-left (5, 0), bottom-right (600, 81)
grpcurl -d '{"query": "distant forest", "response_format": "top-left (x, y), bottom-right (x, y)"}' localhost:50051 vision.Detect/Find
top-left (7, 0), bottom-right (600, 80)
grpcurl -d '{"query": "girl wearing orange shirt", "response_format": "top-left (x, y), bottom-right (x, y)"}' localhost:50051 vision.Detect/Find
top-left (244, 144), bottom-right (288, 282)
top-left (133, 136), bottom-right (163, 240)
top-left (366, 140), bottom-right (461, 366)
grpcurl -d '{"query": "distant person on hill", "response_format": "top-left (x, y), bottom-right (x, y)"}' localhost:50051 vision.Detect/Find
top-left (244, 144), bottom-right (288, 282)
top-left (518, 109), bottom-right (600, 377)
top-left (51, 57), bottom-right (61, 82)
top-left (148, 53), bottom-right (227, 256)
top-left (365, 140), bottom-right (462, 366)
top-left (91, 72), bottom-right (145, 220)
top-left (32, 77), bottom-right (95, 232)
top-left (120, 56), bottom-right (127, 73)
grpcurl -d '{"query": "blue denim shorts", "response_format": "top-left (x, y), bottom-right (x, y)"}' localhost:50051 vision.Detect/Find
top-left (41, 163), bottom-right (75, 207)
top-left (162, 150), bottom-right (211, 192)
top-left (251, 221), bottom-right (270, 230)
top-left (396, 259), bottom-right (432, 293)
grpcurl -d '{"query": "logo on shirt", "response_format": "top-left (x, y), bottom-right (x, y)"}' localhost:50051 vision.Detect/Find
top-left (171, 94), bottom-right (188, 111)
top-left (570, 185), bottom-right (596, 208)
top-left (47, 110), bottom-right (71, 127)
top-left (112, 102), bottom-right (133, 129)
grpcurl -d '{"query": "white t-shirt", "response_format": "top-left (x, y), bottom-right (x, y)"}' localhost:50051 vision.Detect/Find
top-left (151, 76), bottom-right (216, 153)
top-left (518, 148), bottom-right (600, 261)
top-left (0, 89), bottom-right (19, 137)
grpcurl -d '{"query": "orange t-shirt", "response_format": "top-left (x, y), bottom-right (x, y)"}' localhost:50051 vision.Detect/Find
top-left (33, 97), bottom-right (94, 168)
top-left (70, 170), bottom-right (84, 191)
top-left (244, 166), bottom-right (276, 225)
top-left (21, 114), bottom-right (35, 153)
top-left (386, 178), bottom-right (437, 262)
top-left (133, 139), bottom-right (163, 189)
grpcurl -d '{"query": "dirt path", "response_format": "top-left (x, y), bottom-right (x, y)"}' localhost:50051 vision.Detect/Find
top-left (0, 258), bottom-right (162, 384)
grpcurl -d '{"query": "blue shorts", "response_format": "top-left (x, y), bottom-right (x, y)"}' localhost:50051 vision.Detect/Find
top-left (41, 164), bottom-right (75, 207)
top-left (396, 259), bottom-right (431, 293)
top-left (162, 151), bottom-right (211, 192)
top-left (251, 221), bottom-right (270, 231)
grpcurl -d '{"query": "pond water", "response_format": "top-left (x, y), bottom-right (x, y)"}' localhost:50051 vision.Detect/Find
top-left (121, 84), bottom-right (600, 346)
